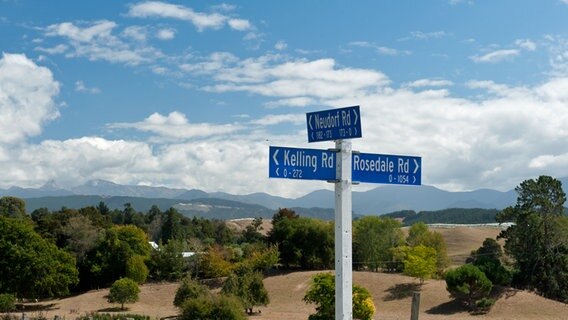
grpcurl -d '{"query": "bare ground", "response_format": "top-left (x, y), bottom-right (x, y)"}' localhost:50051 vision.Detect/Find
top-left (22, 271), bottom-right (567, 320)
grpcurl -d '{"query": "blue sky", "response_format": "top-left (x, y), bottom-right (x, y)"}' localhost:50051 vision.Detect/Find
top-left (2, 0), bottom-right (568, 197)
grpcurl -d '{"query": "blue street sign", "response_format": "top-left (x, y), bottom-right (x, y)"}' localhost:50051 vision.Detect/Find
top-left (306, 105), bottom-right (362, 142)
top-left (269, 146), bottom-right (336, 181)
top-left (352, 153), bottom-right (421, 185)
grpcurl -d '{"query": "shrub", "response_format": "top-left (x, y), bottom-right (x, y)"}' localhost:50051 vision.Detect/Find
top-left (77, 313), bottom-right (150, 320)
top-left (179, 295), bottom-right (246, 320)
top-left (303, 273), bottom-right (375, 320)
top-left (473, 256), bottom-right (512, 286)
top-left (0, 294), bottom-right (15, 313)
top-left (475, 297), bottom-right (495, 312)
top-left (174, 277), bottom-right (208, 308)
top-left (445, 264), bottom-right (492, 310)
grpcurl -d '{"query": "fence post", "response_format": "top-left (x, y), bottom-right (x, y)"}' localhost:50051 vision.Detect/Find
top-left (410, 291), bottom-right (420, 320)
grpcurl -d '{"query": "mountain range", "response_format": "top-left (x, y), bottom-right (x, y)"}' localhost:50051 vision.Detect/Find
top-left (4, 177), bottom-right (567, 218)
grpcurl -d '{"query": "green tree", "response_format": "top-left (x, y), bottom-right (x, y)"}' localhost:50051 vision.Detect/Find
top-left (407, 222), bottom-right (450, 272)
top-left (107, 278), bottom-right (140, 310)
top-left (354, 216), bottom-right (404, 272)
top-left (467, 238), bottom-right (512, 286)
top-left (496, 176), bottom-right (568, 301)
top-left (61, 215), bottom-right (102, 263)
top-left (240, 217), bottom-right (265, 244)
top-left (0, 196), bottom-right (26, 217)
top-left (222, 265), bottom-right (269, 314)
top-left (161, 208), bottom-right (185, 244)
top-left (269, 217), bottom-right (333, 269)
top-left (445, 264), bottom-right (492, 310)
top-left (80, 225), bottom-right (151, 289)
top-left (199, 245), bottom-right (233, 278)
top-left (126, 255), bottom-right (149, 284)
top-left (244, 244), bottom-right (280, 274)
top-left (303, 273), bottom-right (375, 320)
top-left (148, 239), bottom-right (187, 282)
top-left (403, 245), bottom-right (437, 286)
top-left (0, 216), bottom-right (78, 298)
top-left (174, 277), bottom-right (209, 308)
top-left (0, 294), bottom-right (16, 313)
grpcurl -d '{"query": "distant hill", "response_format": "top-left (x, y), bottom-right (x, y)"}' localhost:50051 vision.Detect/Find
top-left (7, 176), bottom-right (568, 216)
top-left (383, 208), bottom-right (503, 226)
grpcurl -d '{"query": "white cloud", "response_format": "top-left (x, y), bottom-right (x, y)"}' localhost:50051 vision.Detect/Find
top-left (34, 44), bottom-right (68, 54)
top-left (5, 49), bottom-right (568, 197)
top-left (44, 20), bottom-right (163, 65)
top-left (75, 80), bottom-right (100, 94)
top-left (405, 79), bottom-right (454, 88)
top-left (249, 113), bottom-right (304, 126)
top-left (211, 4), bottom-right (236, 12)
top-left (409, 31), bottom-right (449, 40)
top-left (122, 26), bottom-right (148, 41)
top-left (0, 53), bottom-right (60, 145)
top-left (182, 53), bottom-right (390, 103)
top-left (349, 41), bottom-right (411, 56)
top-left (515, 39), bottom-right (537, 51)
top-left (127, 1), bottom-right (251, 32)
top-left (108, 111), bottom-right (244, 141)
top-left (46, 20), bottom-right (116, 42)
top-left (228, 19), bottom-right (251, 31)
top-left (471, 49), bottom-right (519, 63)
top-left (274, 40), bottom-right (287, 51)
top-left (264, 97), bottom-right (317, 108)
top-left (156, 28), bottom-right (176, 40)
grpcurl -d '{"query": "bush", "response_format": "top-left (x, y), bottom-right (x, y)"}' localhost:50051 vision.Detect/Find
top-left (0, 294), bottom-right (15, 313)
top-left (303, 273), bottom-right (375, 320)
top-left (473, 256), bottom-right (512, 286)
top-left (77, 314), bottom-right (150, 320)
top-left (475, 297), bottom-right (495, 312)
top-left (174, 277), bottom-right (208, 308)
top-left (445, 264), bottom-right (492, 310)
top-left (179, 295), bottom-right (246, 320)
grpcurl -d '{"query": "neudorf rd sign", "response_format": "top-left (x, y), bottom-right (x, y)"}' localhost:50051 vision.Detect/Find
top-left (306, 105), bottom-right (362, 142)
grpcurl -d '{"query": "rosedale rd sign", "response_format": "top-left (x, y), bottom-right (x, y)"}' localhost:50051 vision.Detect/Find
top-left (353, 152), bottom-right (421, 185)
top-left (269, 146), bottom-right (421, 185)
top-left (268, 105), bottom-right (421, 320)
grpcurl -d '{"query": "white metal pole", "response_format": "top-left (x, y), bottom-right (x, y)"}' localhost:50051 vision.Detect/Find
top-left (335, 139), bottom-right (352, 320)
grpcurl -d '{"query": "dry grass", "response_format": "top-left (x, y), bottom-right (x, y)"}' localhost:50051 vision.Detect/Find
top-left (429, 226), bottom-right (502, 265)
top-left (18, 226), bottom-right (568, 320)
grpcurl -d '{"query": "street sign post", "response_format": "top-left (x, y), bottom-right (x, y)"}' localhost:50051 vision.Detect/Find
top-left (269, 146), bottom-right (336, 181)
top-left (306, 105), bottom-right (362, 142)
top-left (353, 153), bottom-right (421, 185)
top-left (269, 105), bottom-right (421, 320)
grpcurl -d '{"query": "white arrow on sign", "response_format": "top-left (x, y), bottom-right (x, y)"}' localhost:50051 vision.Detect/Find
top-left (273, 149), bottom-right (279, 166)
top-left (353, 109), bottom-right (358, 125)
top-left (308, 115), bottom-right (313, 130)
top-left (276, 168), bottom-right (279, 176)
top-left (413, 159), bottom-right (420, 174)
